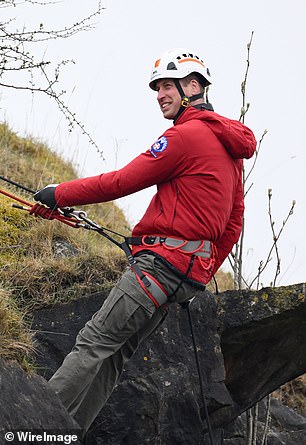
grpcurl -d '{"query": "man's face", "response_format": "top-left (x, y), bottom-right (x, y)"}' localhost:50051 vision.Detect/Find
top-left (155, 78), bottom-right (182, 120)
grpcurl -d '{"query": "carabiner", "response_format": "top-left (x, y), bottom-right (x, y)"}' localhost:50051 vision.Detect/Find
top-left (59, 208), bottom-right (88, 221)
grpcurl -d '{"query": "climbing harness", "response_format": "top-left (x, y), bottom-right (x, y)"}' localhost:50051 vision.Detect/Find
top-left (128, 235), bottom-right (213, 259)
top-left (0, 176), bottom-right (216, 440)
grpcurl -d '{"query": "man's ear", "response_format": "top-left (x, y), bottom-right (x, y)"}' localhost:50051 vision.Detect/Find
top-left (190, 78), bottom-right (202, 94)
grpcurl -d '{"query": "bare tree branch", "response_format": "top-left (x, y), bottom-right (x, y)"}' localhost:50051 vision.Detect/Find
top-left (0, 0), bottom-right (105, 156)
top-left (232, 31), bottom-right (255, 290)
top-left (248, 193), bottom-right (296, 289)
top-left (239, 31), bottom-right (254, 123)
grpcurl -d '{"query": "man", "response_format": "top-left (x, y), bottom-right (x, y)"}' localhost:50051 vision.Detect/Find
top-left (32, 48), bottom-right (256, 434)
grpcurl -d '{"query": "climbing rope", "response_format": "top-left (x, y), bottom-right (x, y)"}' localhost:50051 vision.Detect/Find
top-left (181, 298), bottom-right (215, 445)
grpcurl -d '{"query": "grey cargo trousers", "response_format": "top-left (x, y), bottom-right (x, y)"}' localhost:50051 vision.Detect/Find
top-left (48, 253), bottom-right (199, 433)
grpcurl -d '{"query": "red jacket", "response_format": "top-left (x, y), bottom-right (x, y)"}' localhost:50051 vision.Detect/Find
top-left (55, 107), bottom-right (256, 284)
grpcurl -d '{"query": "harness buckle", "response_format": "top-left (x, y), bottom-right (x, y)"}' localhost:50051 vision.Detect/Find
top-left (142, 235), bottom-right (159, 246)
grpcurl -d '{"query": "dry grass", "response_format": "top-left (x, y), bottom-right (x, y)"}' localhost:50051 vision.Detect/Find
top-left (0, 122), bottom-right (76, 190)
top-left (0, 206), bottom-right (129, 310)
top-left (0, 288), bottom-right (34, 370)
top-left (5, 245), bottom-right (127, 310)
top-left (273, 375), bottom-right (306, 417)
top-left (206, 269), bottom-right (235, 293)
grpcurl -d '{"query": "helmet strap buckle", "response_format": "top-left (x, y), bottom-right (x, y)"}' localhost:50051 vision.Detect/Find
top-left (181, 97), bottom-right (189, 108)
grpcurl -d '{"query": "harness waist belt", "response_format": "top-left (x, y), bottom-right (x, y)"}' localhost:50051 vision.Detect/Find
top-left (129, 236), bottom-right (212, 259)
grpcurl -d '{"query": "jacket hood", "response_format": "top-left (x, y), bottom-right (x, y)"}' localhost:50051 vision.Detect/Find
top-left (176, 106), bottom-right (256, 159)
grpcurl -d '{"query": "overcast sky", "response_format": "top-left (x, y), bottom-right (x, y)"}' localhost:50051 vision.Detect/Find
top-left (1, 0), bottom-right (306, 288)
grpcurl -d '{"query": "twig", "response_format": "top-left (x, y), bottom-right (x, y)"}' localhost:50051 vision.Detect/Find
top-left (261, 394), bottom-right (271, 445)
top-left (244, 129), bottom-right (268, 196)
top-left (234, 31), bottom-right (254, 290)
top-left (248, 192), bottom-right (296, 289)
top-left (239, 31), bottom-right (254, 123)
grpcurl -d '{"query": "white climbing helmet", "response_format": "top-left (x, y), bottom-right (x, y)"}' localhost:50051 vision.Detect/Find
top-left (149, 48), bottom-right (212, 91)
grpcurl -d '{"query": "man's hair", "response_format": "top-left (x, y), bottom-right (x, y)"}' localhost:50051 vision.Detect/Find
top-left (181, 73), bottom-right (205, 92)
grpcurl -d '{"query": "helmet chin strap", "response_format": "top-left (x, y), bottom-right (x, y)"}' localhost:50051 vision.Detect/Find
top-left (173, 79), bottom-right (204, 122)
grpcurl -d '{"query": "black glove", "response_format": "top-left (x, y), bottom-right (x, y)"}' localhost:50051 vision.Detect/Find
top-left (34, 184), bottom-right (58, 209)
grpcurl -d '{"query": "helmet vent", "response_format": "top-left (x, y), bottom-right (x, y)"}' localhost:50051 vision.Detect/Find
top-left (167, 62), bottom-right (177, 70)
top-left (177, 53), bottom-right (204, 64)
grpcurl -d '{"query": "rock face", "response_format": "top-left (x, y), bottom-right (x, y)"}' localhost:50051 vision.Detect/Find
top-left (1, 283), bottom-right (305, 444)
top-left (0, 357), bottom-right (82, 444)
top-left (213, 283), bottom-right (306, 427)
top-left (29, 282), bottom-right (306, 444)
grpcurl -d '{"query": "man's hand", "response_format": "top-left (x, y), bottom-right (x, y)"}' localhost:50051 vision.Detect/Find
top-left (34, 184), bottom-right (58, 209)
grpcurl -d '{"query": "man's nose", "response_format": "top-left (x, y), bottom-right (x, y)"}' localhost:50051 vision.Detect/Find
top-left (157, 89), bottom-right (165, 102)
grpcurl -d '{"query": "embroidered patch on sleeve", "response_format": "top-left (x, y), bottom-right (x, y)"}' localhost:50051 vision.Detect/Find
top-left (150, 136), bottom-right (168, 158)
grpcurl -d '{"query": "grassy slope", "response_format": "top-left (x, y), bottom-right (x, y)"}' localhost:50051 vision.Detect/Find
top-left (0, 122), bottom-right (129, 367)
